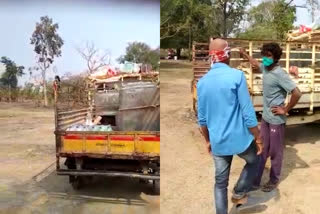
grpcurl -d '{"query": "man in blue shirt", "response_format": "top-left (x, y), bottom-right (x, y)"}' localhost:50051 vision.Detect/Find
top-left (197, 38), bottom-right (263, 214)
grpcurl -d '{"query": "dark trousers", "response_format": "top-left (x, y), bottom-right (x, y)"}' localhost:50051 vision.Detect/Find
top-left (254, 119), bottom-right (285, 186)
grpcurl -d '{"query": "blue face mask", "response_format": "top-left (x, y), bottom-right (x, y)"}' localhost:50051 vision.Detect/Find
top-left (262, 57), bottom-right (274, 67)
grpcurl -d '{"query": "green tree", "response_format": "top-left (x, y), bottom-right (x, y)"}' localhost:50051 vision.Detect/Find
top-left (237, 1), bottom-right (276, 39)
top-left (0, 57), bottom-right (25, 102)
top-left (237, 0), bottom-right (296, 40)
top-left (30, 16), bottom-right (64, 106)
top-left (272, 0), bottom-right (296, 39)
top-left (160, 0), bottom-right (249, 58)
top-left (118, 42), bottom-right (160, 70)
top-left (214, 0), bottom-right (250, 37)
top-left (161, 0), bottom-right (215, 39)
top-left (161, 0), bottom-right (217, 55)
top-left (148, 48), bottom-right (160, 70)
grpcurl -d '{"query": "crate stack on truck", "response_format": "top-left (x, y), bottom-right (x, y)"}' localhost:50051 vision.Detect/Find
top-left (53, 72), bottom-right (160, 192)
top-left (192, 38), bottom-right (320, 125)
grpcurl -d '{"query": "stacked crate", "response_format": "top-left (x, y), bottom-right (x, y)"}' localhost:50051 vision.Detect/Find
top-left (192, 38), bottom-right (320, 113)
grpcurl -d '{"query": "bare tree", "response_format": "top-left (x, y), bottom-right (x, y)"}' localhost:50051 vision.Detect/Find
top-left (76, 41), bottom-right (110, 74)
top-left (307, 0), bottom-right (320, 23)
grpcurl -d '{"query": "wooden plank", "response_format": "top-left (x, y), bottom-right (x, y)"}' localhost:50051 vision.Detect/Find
top-left (311, 44), bottom-right (316, 112)
top-left (194, 50), bottom-right (209, 53)
top-left (286, 43), bottom-right (290, 72)
top-left (193, 57), bottom-right (209, 60)
top-left (58, 108), bottom-right (88, 116)
top-left (254, 50), bottom-right (320, 54)
top-left (193, 42), bottom-right (209, 46)
top-left (231, 58), bottom-right (312, 62)
top-left (192, 61), bottom-right (210, 65)
top-left (226, 38), bottom-right (320, 44)
top-left (192, 43), bottom-right (196, 62)
top-left (193, 72), bottom-right (209, 76)
top-left (119, 104), bottom-right (160, 111)
top-left (249, 42), bottom-right (253, 90)
top-left (58, 112), bottom-right (88, 122)
top-left (193, 66), bottom-right (211, 69)
top-left (286, 113), bottom-right (320, 126)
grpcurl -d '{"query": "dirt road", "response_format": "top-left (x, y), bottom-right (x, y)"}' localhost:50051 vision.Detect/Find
top-left (0, 102), bottom-right (158, 214)
top-left (160, 61), bottom-right (320, 214)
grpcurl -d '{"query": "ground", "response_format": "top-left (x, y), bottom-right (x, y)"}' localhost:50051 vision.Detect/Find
top-left (160, 60), bottom-right (320, 214)
top-left (0, 102), bottom-right (159, 214)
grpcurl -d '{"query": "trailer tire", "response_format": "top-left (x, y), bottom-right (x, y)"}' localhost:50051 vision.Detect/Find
top-left (139, 179), bottom-right (149, 184)
top-left (71, 176), bottom-right (84, 190)
top-left (153, 180), bottom-right (160, 195)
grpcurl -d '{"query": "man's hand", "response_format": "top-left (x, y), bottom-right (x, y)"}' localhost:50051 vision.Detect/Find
top-left (249, 126), bottom-right (263, 155)
top-left (206, 141), bottom-right (212, 154)
top-left (271, 106), bottom-right (287, 115)
top-left (255, 137), bottom-right (264, 155)
top-left (239, 47), bottom-right (246, 56)
top-left (289, 66), bottom-right (299, 78)
top-left (199, 126), bottom-right (212, 154)
top-left (238, 47), bottom-right (260, 71)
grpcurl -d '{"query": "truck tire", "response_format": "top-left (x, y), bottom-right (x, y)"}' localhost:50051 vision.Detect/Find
top-left (71, 176), bottom-right (84, 190)
top-left (153, 180), bottom-right (160, 195)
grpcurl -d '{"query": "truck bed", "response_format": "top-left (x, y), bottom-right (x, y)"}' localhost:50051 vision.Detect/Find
top-left (54, 106), bottom-right (159, 160)
top-left (192, 39), bottom-right (320, 115)
top-left (56, 130), bottom-right (160, 160)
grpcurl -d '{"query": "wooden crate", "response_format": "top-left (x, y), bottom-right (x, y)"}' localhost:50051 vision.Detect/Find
top-left (192, 38), bottom-right (320, 113)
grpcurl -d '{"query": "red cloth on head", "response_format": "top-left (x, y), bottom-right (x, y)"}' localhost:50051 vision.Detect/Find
top-left (209, 46), bottom-right (231, 63)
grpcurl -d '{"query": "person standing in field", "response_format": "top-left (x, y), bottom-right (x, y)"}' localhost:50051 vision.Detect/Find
top-left (239, 43), bottom-right (302, 192)
top-left (197, 38), bottom-right (263, 214)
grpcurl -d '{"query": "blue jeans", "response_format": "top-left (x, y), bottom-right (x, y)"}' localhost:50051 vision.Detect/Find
top-left (213, 141), bottom-right (260, 214)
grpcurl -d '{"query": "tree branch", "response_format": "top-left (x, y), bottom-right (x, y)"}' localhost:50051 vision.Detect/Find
top-left (284, 0), bottom-right (294, 9)
top-left (76, 41), bottom-right (110, 74)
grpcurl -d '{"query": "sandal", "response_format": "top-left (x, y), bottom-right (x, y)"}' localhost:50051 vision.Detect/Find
top-left (261, 181), bottom-right (278, 192)
top-left (231, 194), bottom-right (248, 207)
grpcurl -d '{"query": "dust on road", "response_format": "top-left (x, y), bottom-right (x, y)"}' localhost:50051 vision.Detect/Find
top-left (160, 60), bottom-right (320, 214)
top-left (0, 102), bottom-right (159, 214)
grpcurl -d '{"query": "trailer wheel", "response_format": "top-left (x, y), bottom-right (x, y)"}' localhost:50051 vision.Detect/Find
top-left (139, 179), bottom-right (149, 184)
top-left (153, 180), bottom-right (160, 195)
top-left (71, 176), bottom-right (84, 190)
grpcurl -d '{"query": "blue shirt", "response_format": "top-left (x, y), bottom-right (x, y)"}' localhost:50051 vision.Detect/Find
top-left (197, 63), bottom-right (258, 156)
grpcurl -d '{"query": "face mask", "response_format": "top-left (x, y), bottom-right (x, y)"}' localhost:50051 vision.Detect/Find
top-left (262, 57), bottom-right (274, 67)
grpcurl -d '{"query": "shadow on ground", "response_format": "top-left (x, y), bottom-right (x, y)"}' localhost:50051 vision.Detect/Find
top-left (0, 171), bottom-right (158, 214)
top-left (228, 189), bottom-right (280, 214)
top-left (285, 123), bottom-right (320, 145)
top-left (227, 123), bottom-right (320, 214)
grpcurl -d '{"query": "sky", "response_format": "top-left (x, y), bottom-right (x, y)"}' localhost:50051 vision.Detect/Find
top-left (0, 0), bottom-right (315, 86)
top-left (0, 0), bottom-right (160, 86)
top-left (251, 0), bottom-right (314, 25)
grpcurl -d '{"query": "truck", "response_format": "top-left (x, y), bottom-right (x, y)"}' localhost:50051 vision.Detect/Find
top-left (53, 73), bottom-right (160, 193)
top-left (192, 38), bottom-right (320, 125)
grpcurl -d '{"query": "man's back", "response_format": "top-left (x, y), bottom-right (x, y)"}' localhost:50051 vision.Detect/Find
top-left (197, 63), bottom-right (257, 156)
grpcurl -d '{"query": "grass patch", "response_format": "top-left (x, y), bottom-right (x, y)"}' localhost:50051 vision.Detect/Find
top-left (160, 60), bottom-right (192, 70)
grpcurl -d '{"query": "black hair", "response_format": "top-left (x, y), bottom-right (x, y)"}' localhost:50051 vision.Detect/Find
top-left (261, 43), bottom-right (283, 63)
top-left (55, 75), bottom-right (60, 82)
